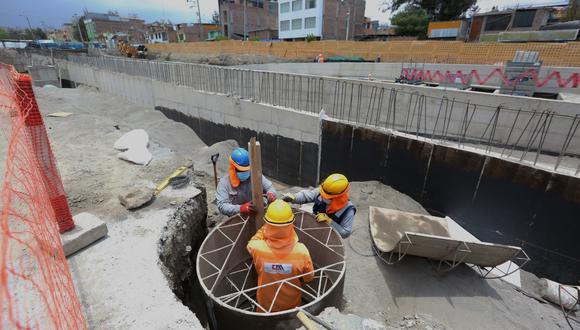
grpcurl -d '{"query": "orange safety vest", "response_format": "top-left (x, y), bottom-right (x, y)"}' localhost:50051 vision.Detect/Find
top-left (247, 225), bottom-right (314, 312)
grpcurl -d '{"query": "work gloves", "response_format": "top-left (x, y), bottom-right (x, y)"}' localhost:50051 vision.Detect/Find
top-left (281, 193), bottom-right (296, 203)
top-left (316, 213), bottom-right (332, 224)
top-left (240, 201), bottom-right (256, 215)
top-left (266, 191), bottom-right (277, 203)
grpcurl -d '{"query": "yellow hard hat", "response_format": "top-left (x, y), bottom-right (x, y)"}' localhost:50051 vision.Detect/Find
top-left (264, 200), bottom-right (295, 226)
top-left (320, 173), bottom-right (349, 196)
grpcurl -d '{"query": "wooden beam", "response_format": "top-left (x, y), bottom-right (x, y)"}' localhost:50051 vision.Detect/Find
top-left (248, 137), bottom-right (264, 230)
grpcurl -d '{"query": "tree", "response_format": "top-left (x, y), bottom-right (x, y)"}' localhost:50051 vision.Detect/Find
top-left (391, 6), bottom-right (429, 37)
top-left (381, 0), bottom-right (477, 21)
top-left (34, 28), bottom-right (47, 39)
top-left (564, 0), bottom-right (580, 21)
top-left (0, 28), bottom-right (8, 39)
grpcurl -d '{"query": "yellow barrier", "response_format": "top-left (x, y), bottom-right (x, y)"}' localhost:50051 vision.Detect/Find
top-left (148, 40), bottom-right (580, 67)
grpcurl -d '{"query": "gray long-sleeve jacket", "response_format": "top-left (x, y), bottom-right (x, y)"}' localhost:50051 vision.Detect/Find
top-left (216, 174), bottom-right (277, 216)
top-left (293, 188), bottom-right (356, 238)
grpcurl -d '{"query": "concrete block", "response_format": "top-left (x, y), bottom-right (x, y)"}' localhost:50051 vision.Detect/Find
top-left (61, 212), bottom-right (108, 257)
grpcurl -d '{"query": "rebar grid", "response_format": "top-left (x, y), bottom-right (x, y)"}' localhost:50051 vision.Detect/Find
top-left (197, 211), bottom-right (345, 316)
top-left (65, 55), bottom-right (580, 176)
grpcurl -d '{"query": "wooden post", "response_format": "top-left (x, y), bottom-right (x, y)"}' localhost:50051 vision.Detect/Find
top-left (248, 137), bottom-right (264, 230)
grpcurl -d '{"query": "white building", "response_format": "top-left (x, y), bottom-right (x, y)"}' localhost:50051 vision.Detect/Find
top-left (278, 0), bottom-right (323, 39)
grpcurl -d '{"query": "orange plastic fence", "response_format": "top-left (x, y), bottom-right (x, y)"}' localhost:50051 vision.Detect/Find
top-left (0, 63), bottom-right (86, 329)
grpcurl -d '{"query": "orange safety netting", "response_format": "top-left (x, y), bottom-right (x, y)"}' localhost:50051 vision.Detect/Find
top-left (0, 63), bottom-right (86, 329)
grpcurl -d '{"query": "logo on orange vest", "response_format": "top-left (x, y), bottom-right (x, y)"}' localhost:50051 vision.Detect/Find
top-left (264, 262), bottom-right (292, 275)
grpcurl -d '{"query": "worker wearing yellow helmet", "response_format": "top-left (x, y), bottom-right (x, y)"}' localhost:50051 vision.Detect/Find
top-left (246, 200), bottom-right (314, 312)
top-left (282, 173), bottom-right (356, 238)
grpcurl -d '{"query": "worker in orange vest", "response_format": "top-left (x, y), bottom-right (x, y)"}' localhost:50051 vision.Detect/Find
top-left (317, 53), bottom-right (324, 63)
top-left (282, 173), bottom-right (356, 238)
top-left (216, 148), bottom-right (277, 217)
top-left (246, 200), bottom-right (314, 312)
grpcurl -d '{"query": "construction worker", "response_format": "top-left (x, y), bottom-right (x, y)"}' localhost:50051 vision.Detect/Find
top-left (282, 173), bottom-right (355, 238)
top-left (246, 200), bottom-right (314, 312)
top-left (216, 147), bottom-right (277, 217)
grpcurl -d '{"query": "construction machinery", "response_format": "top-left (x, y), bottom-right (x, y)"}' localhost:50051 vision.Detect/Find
top-left (117, 41), bottom-right (147, 59)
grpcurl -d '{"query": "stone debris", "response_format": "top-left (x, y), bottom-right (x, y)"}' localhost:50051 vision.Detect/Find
top-left (114, 129), bottom-right (152, 165)
top-left (118, 186), bottom-right (154, 210)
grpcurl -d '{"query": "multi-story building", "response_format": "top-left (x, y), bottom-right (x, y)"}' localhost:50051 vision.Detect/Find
top-left (146, 22), bottom-right (177, 43)
top-left (176, 23), bottom-right (221, 42)
top-left (354, 18), bottom-right (396, 40)
top-left (278, 0), bottom-right (365, 40)
top-left (219, 0), bottom-right (279, 39)
top-left (427, 20), bottom-right (469, 40)
top-left (468, 5), bottom-right (567, 42)
top-left (83, 12), bottom-right (146, 45)
top-left (49, 23), bottom-right (76, 41)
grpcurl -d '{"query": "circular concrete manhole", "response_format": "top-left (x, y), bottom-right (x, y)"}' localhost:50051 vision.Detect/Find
top-left (196, 211), bottom-right (346, 329)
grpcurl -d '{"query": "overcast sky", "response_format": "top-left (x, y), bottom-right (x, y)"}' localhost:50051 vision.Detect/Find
top-left (0, 0), bottom-right (563, 29)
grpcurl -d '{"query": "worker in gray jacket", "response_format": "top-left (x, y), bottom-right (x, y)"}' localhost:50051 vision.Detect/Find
top-left (216, 147), bottom-right (277, 217)
top-left (283, 173), bottom-right (356, 238)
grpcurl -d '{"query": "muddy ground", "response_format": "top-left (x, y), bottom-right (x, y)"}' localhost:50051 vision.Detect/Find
top-left (16, 85), bottom-right (571, 329)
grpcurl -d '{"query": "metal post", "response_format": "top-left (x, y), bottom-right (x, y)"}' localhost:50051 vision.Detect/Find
top-left (19, 14), bottom-right (35, 39)
top-left (244, 0), bottom-right (247, 40)
top-left (345, 10), bottom-right (350, 40)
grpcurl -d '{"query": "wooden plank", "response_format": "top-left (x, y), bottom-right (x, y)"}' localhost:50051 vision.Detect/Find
top-left (248, 137), bottom-right (264, 230)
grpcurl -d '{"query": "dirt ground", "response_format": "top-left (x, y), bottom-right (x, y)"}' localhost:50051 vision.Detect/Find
top-left (96, 47), bottom-right (302, 66)
top-left (17, 85), bottom-right (571, 329)
top-left (148, 52), bottom-right (304, 66)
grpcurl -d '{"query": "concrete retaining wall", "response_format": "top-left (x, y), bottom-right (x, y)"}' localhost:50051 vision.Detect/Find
top-left (64, 62), bottom-right (320, 186)
top-left (235, 70), bottom-right (580, 156)
top-left (321, 119), bottom-right (580, 284)
top-left (239, 62), bottom-right (580, 95)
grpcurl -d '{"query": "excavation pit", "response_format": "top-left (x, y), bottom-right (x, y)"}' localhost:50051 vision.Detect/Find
top-left (197, 211), bottom-right (346, 329)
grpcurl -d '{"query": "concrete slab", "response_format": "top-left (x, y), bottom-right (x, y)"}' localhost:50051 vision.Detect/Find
top-left (61, 212), bottom-right (108, 256)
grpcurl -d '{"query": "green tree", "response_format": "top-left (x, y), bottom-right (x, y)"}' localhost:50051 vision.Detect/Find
top-left (0, 28), bottom-right (9, 39)
top-left (391, 6), bottom-right (429, 37)
top-left (565, 0), bottom-right (580, 21)
top-left (381, 0), bottom-right (476, 21)
top-left (34, 28), bottom-right (47, 39)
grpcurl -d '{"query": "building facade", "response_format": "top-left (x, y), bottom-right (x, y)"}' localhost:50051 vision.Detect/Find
top-left (83, 12), bottom-right (146, 45)
top-left (146, 22), bottom-right (177, 43)
top-left (427, 20), bottom-right (469, 40)
top-left (468, 6), bottom-right (563, 42)
top-left (278, 0), bottom-right (365, 40)
top-left (176, 23), bottom-right (221, 42)
top-left (219, 0), bottom-right (279, 39)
